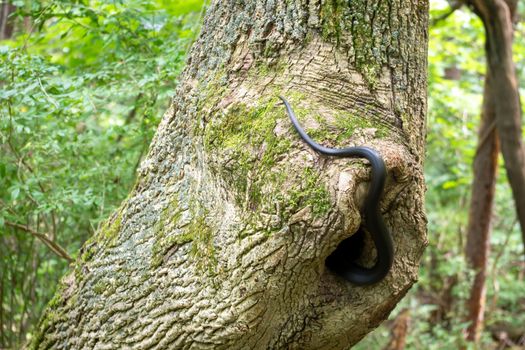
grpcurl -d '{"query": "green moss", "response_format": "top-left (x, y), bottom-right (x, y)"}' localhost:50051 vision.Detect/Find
top-left (289, 167), bottom-right (332, 217)
top-left (305, 110), bottom-right (390, 144)
top-left (150, 198), bottom-right (186, 267)
top-left (29, 278), bottom-right (73, 349)
top-left (320, 0), bottom-right (346, 43)
top-left (150, 200), bottom-right (218, 273)
top-left (93, 281), bottom-right (107, 295)
top-left (75, 206), bottom-right (125, 267)
top-left (92, 278), bottom-right (117, 295)
top-left (205, 96), bottom-right (331, 227)
top-left (281, 91), bottom-right (390, 145)
top-left (46, 291), bottom-right (64, 310)
top-left (204, 97), bottom-right (291, 211)
top-left (187, 214), bottom-right (217, 274)
top-left (202, 89), bottom-right (390, 233)
top-left (80, 247), bottom-right (95, 263)
top-left (30, 310), bottom-right (58, 349)
top-left (249, 60), bottom-right (287, 80)
top-left (319, 0), bottom-right (393, 87)
top-left (101, 212), bottom-right (122, 244)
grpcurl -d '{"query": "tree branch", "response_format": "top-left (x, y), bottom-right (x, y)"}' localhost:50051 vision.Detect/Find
top-left (5, 221), bottom-right (74, 263)
top-left (431, 0), bottom-right (464, 26)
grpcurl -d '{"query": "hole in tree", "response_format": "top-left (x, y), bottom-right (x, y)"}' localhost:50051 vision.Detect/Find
top-left (325, 227), bottom-right (366, 274)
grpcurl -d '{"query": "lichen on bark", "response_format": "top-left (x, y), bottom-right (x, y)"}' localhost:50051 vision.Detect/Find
top-left (319, 0), bottom-right (408, 86)
top-left (202, 95), bottom-right (334, 223)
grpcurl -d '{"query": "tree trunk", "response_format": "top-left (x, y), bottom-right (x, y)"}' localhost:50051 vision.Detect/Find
top-left (0, 1), bottom-right (16, 40)
top-left (464, 0), bottom-right (522, 341)
top-left (30, 1), bottom-right (428, 349)
top-left (469, 0), bottom-right (525, 254)
top-left (465, 76), bottom-right (499, 342)
top-left (383, 309), bottom-right (410, 350)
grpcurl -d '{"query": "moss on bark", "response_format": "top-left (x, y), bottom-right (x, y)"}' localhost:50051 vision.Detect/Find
top-left (320, 0), bottom-right (399, 87)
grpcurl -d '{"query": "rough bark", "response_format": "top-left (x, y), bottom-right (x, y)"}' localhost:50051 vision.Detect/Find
top-left (465, 76), bottom-right (499, 342)
top-left (30, 1), bottom-right (428, 349)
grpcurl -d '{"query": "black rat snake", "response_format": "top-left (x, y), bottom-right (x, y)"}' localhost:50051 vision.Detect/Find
top-left (279, 96), bottom-right (394, 285)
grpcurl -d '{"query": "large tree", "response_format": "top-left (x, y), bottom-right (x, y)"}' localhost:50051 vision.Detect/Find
top-left (30, 1), bottom-right (428, 349)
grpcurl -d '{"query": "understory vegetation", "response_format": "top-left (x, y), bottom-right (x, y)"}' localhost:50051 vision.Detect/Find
top-left (1, 0), bottom-right (524, 348)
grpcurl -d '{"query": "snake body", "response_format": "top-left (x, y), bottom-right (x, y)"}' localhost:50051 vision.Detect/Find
top-left (279, 96), bottom-right (394, 285)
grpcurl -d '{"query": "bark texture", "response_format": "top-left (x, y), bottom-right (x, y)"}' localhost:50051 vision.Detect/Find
top-left (30, 1), bottom-right (428, 349)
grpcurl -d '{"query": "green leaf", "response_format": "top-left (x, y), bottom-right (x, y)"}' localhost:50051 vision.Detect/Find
top-left (11, 187), bottom-right (20, 201)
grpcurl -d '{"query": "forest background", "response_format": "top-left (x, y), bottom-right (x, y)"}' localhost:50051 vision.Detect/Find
top-left (0, 0), bottom-right (524, 349)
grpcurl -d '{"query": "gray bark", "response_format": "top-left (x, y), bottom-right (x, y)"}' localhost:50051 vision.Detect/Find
top-left (30, 1), bottom-right (428, 349)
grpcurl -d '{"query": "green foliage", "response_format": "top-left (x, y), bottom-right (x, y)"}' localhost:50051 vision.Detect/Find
top-left (0, 0), bottom-right (204, 347)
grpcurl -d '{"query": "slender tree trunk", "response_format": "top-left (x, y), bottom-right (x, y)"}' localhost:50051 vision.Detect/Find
top-left (465, 0), bottom-right (521, 341)
top-left (0, 1), bottom-right (16, 40)
top-left (383, 309), bottom-right (410, 350)
top-left (469, 0), bottom-right (525, 254)
top-left (0, 269), bottom-right (4, 347)
top-left (465, 76), bottom-right (499, 341)
top-left (30, 1), bottom-right (429, 349)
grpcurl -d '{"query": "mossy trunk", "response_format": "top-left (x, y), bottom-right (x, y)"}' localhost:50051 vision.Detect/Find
top-left (30, 1), bottom-right (428, 349)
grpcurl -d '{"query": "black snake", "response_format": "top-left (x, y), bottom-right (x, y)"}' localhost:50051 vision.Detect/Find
top-left (280, 96), bottom-right (394, 285)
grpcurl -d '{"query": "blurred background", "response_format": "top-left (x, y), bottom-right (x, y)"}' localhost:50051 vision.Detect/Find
top-left (0, 0), bottom-right (524, 348)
